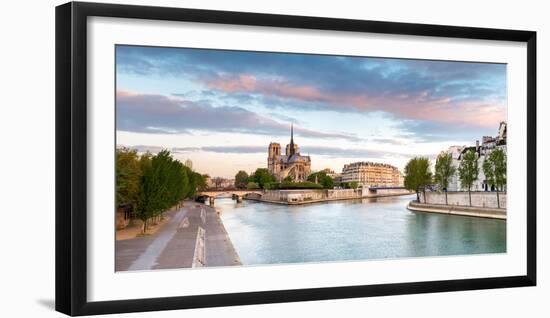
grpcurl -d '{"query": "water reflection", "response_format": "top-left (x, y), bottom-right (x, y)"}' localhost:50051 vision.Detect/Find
top-left (217, 195), bottom-right (506, 265)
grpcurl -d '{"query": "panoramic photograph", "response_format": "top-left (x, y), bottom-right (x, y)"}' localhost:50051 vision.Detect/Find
top-left (114, 45), bottom-right (507, 271)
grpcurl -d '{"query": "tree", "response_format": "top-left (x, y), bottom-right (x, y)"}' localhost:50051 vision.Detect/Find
top-left (116, 149), bottom-right (205, 233)
top-left (250, 168), bottom-right (276, 189)
top-left (491, 148), bottom-right (507, 192)
top-left (135, 150), bottom-right (192, 233)
top-left (349, 181), bottom-right (359, 190)
top-left (246, 182), bottom-right (260, 190)
top-left (186, 168), bottom-right (198, 197)
top-left (195, 174), bottom-right (208, 192)
top-left (234, 170), bottom-right (249, 189)
top-left (136, 152), bottom-right (158, 233)
top-left (115, 148), bottom-right (141, 210)
top-left (458, 150), bottom-right (479, 206)
top-left (323, 176), bottom-right (334, 189)
top-left (404, 157), bottom-right (432, 202)
top-left (201, 174), bottom-right (210, 190)
top-left (434, 152), bottom-right (456, 205)
top-left (483, 148), bottom-right (506, 208)
top-left (307, 171), bottom-right (334, 189)
top-left (283, 176), bottom-right (293, 182)
top-left (188, 171), bottom-right (207, 196)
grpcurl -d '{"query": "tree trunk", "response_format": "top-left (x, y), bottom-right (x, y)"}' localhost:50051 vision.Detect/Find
top-left (468, 187), bottom-right (472, 206)
top-left (496, 190), bottom-right (500, 208)
top-left (445, 189), bottom-right (448, 205)
top-left (416, 189), bottom-right (420, 203)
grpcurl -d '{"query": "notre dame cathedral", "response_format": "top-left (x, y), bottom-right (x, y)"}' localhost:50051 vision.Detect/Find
top-left (267, 124), bottom-right (312, 182)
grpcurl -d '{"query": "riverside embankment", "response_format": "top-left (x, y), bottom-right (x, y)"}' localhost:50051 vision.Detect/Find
top-left (407, 191), bottom-right (507, 219)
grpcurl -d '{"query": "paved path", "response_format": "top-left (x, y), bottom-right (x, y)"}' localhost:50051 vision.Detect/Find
top-left (116, 202), bottom-right (241, 272)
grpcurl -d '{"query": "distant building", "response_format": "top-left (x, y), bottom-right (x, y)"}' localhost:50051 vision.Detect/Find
top-left (212, 177), bottom-right (235, 189)
top-left (321, 168), bottom-right (338, 178)
top-left (446, 122), bottom-right (507, 191)
top-left (204, 176), bottom-right (214, 189)
top-left (341, 161), bottom-right (401, 188)
top-left (319, 168), bottom-right (342, 184)
top-left (268, 124), bottom-right (312, 182)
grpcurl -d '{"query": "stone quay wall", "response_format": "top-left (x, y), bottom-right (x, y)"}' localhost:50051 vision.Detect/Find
top-left (419, 191), bottom-right (506, 209)
top-left (368, 188), bottom-right (412, 197)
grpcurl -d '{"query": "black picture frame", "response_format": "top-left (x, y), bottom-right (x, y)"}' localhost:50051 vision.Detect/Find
top-left (55, 1), bottom-right (537, 316)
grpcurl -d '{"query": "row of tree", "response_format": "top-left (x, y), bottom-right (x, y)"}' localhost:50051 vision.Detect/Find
top-left (404, 148), bottom-right (507, 206)
top-left (116, 148), bottom-right (207, 232)
top-left (307, 171), bottom-right (334, 189)
top-left (234, 169), bottom-right (343, 190)
top-left (235, 168), bottom-right (276, 190)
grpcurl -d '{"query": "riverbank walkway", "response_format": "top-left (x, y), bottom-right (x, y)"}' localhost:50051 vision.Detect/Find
top-left (115, 201), bottom-right (241, 271)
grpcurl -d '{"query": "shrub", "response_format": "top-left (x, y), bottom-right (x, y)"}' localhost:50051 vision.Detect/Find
top-left (246, 182), bottom-right (260, 190)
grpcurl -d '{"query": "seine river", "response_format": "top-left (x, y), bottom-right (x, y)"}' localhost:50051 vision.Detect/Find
top-left (217, 195), bottom-right (506, 265)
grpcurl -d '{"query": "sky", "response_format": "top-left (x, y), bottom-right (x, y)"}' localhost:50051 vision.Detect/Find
top-left (116, 45), bottom-right (507, 178)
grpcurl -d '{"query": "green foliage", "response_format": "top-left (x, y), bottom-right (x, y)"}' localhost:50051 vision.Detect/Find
top-left (339, 181), bottom-right (359, 189)
top-left (115, 148), bottom-right (141, 209)
top-left (197, 174), bottom-right (209, 192)
top-left (307, 171), bottom-right (334, 189)
top-left (138, 151), bottom-right (178, 224)
top-left (283, 176), bottom-right (293, 182)
top-left (185, 168), bottom-right (203, 198)
top-left (483, 148), bottom-right (507, 191)
top-left (246, 182), bottom-right (260, 190)
top-left (267, 182), bottom-right (281, 189)
top-left (458, 150), bottom-right (479, 191)
top-left (116, 149), bottom-right (201, 233)
top-left (434, 153), bottom-right (456, 191)
top-left (249, 168), bottom-right (276, 189)
top-left (234, 170), bottom-right (249, 189)
top-left (483, 155), bottom-right (494, 190)
top-left (404, 157), bottom-right (432, 192)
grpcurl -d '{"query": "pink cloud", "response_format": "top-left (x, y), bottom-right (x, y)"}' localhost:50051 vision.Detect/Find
top-left (205, 74), bottom-right (506, 128)
top-left (116, 89), bottom-right (364, 141)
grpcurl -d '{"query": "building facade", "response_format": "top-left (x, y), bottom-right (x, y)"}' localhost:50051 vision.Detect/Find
top-left (211, 177), bottom-right (235, 189)
top-left (341, 161), bottom-right (402, 188)
top-left (446, 121), bottom-right (507, 192)
top-left (267, 125), bottom-right (312, 182)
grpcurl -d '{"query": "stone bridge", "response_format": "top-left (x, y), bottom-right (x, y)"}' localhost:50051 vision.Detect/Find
top-left (197, 190), bottom-right (263, 205)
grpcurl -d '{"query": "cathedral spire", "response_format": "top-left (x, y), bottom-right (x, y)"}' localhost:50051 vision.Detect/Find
top-left (289, 123), bottom-right (295, 156)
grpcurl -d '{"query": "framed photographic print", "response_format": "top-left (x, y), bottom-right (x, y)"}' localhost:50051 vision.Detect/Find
top-left (55, 1), bottom-right (536, 316)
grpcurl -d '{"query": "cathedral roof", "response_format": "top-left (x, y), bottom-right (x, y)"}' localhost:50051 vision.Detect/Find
top-left (287, 153), bottom-right (310, 163)
top-left (288, 154), bottom-right (300, 163)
